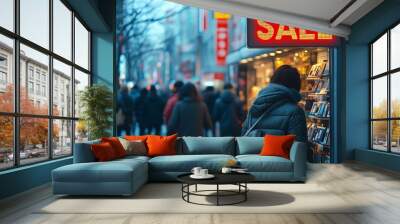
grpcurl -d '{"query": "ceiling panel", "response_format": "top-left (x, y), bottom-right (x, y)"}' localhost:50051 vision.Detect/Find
top-left (227, 0), bottom-right (352, 21)
top-left (167, 0), bottom-right (384, 37)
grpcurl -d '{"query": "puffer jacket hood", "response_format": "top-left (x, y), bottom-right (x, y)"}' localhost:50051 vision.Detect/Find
top-left (250, 83), bottom-right (302, 117)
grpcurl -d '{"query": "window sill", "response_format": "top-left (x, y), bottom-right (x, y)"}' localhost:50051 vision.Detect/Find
top-left (0, 156), bottom-right (72, 175)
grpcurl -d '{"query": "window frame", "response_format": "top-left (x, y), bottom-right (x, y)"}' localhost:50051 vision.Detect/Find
top-left (0, 0), bottom-right (92, 171)
top-left (370, 21), bottom-right (400, 154)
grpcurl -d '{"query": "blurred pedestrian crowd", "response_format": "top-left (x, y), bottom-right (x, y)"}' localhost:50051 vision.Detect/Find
top-left (117, 81), bottom-right (245, 137)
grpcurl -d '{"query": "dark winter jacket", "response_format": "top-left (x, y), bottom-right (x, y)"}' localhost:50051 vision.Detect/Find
top-left (134, 96), bottom-right (147, 124)
top-left (213, 90), bottom-right (244, 136)
top-left (241, 83), bottom-right (307, 142)
top-left (168, 97), bottom-right (212, 136)
top-left (144, 94), bottom-right (165, 126)
top-left (117, 92), bottom-right (135, 124)
top-left (203, 91), bottom-right (218, 117)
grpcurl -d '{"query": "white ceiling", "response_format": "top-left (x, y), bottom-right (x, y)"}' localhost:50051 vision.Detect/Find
top-left (167, 0), bottom-right (384, 38)
top-left (228, 0), bottom-right (353, 22)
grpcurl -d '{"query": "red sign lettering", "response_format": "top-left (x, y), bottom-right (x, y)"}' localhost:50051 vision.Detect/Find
top-left (247, 19), bottom-right (339, 47)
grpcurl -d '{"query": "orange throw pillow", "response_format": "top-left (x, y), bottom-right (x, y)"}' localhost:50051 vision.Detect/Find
top-left (125, 135), bottom-right (148, 142)
top-left (101, 137), bottom-right (126, 158)
top-left (146, 134), bottom-right (177, 157)
top-left (91, 142), bottom-right (117, 162)
top-left (260, 134), bottom-right (296, 159)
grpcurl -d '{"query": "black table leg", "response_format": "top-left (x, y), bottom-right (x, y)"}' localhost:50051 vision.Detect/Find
top-left (216, 184), bottom-right (219, 206)
top-left (195, 184), bottom-right (197, 192)
top-left (245, 183), bottom-right (247, 201)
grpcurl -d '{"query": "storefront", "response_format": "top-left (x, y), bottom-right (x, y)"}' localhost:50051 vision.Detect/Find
top-left (228, 19), bottom-right (340, 163)
top-left (237, 48), bottom-right (332, 163)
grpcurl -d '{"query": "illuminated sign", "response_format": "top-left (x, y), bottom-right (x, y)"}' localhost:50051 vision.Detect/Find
top-left (216, 19), bottom-right (229, 66)
top-left (214, 12), bottom-right (231, 20)
top-left (247, 19), bottom-right (339, 47)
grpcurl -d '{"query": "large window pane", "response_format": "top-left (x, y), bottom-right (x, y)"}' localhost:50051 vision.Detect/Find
top-left (0, 0), bottom-right (14, 31)
top-left (74, 18), bottom-right (89, 70)
top-left (74, 69), bottom-right (89, 118)
top-left (53, 119), bottom-right (72, 157)
top-left (372, 33), bottom-right (387, 76)
top-left (0, 35), bottom-right (14, 112)
top-left (391, 120), bottom-right (400, 153)
top-left (391, 72), bottom-right (400, 118)
top-left (372, 121), bottom-right (388, 151)
top-left (0, 116), bottom-right (13, 170)
top-left (372, 77), bottom-right (387, 119)
top-left (53, 59), bottom-right (72, 117)
top-left (75, 120), bottom-right (88, 143)
top-left (20, 0), bottom-right (49, 49)
top-left (20, 117), bottom-right (49, 165)
top-left (53, 0), bottom-right (72, 60)
top-left (391, 24), bottom-right (400, 70)
top-left (20, 44), bottom-right (49, 115)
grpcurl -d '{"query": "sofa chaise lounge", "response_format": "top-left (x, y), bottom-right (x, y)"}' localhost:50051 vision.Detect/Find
top-left (52, 137), bottom-right (307, 196)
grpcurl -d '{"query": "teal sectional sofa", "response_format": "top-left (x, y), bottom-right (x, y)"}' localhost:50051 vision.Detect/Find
top-left (52, 137), bottom-right (307, 196)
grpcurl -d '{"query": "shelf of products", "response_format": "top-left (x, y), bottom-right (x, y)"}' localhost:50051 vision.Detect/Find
top-left (300, 53), bottom-right (331, 163)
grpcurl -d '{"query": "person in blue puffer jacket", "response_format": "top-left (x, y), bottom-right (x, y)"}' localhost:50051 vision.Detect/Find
top-left (241, 65), bottom-right (307, 142)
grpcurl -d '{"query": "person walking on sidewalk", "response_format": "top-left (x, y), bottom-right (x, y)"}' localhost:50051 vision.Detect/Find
top-left (134, 88), bottom-right (148, 135)
top-left (164, 81), bottom-right (184, 125)
top-left (213, 83), bottom-right (245, 137)
top-left (168, 82), bottom-right (212, 136)
top-left (144, 85), bottom-right (165, 135)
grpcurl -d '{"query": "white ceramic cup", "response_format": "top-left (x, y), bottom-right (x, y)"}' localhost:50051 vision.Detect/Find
top-left (191, 167), bottom-right (202, 176)
top-left (221, 167), bottom-right (232, 174)
top-left (200, 169), bottom-right (208, 176)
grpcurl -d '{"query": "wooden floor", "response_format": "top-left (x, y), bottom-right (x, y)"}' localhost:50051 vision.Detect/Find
top-left (1, 162), bottom-right (400, 224)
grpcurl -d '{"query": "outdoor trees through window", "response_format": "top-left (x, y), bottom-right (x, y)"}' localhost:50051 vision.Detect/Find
top-left (371, 23), bottom-right (400, 153)
top-left (0, 0), bottom-right (91, 170)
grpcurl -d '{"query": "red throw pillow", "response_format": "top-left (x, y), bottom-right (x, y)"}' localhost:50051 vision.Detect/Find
top-left (146, 134), bottom-right (177, 157)
top-left (260, 134), bottom-right (296, 159)
top-left (125, 135), bottom-right (148, 142)
top-left (101, 137), bottom-right (126, 158)
top-left (91, 142), bottom-right (117, 161)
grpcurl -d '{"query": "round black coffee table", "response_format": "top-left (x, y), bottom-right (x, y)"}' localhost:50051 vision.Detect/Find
top-left (177, 173), bottom-right (255, 206)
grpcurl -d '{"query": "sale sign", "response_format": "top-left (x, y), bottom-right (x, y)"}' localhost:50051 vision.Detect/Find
top-left (247, 19), bottom-right (339, 47)
top-left (216, 19), bottom-right (229, 66)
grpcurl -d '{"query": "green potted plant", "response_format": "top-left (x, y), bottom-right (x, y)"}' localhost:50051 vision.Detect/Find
top-left (79, 84), bottom-right (113, 140)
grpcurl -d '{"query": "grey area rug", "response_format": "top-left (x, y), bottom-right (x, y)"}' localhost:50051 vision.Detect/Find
top-left (38, 183), bottom-right (362, 214)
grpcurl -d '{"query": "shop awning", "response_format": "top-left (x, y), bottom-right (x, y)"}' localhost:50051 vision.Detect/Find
top-left (226, 48), bottom-right (272, 65)
top-left (167, 0), bottom-right (384, 38)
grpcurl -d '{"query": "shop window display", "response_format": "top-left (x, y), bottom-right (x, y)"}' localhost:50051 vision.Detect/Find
top-left (239, 48), bottom-right (332, 163)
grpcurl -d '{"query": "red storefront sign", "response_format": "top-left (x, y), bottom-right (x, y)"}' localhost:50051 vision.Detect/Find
top-left (216, 19), bottom-right (229, 66)
top-left (247, 19), bottom-right (339, 48)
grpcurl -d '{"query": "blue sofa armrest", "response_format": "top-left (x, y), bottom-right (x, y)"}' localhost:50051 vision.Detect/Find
top-left (73, 140), bottom-right (100, 163)
top-left (289, 141), bottom-right (307, 181)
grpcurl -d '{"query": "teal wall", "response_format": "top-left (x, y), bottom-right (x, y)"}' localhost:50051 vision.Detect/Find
top-left (92, 33), bottom-right (114, 88)
top-left (91, 32), bottom-right (115, 135)
top-left (345, 0), bottom-right (400, 171)
top-left (0, 158), bottom-right (72, 199)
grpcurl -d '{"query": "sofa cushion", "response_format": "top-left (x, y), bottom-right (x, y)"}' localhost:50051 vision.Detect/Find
top-left (236, 155), bottom-right (293, 172)
top-left (181, 137), bottom-right (235, 155)
top-left (147, 134), bottom-right (177, 157)
top-left (119, 138), bottom-right (147, 156)
top-left (91, 142), bottom-right (118, 161)
top-left (101, 137), bottom-right (127, 158)
top-left (236, 137), bottom-right (263, 155)
top-left (260, 134), bottom-right (295, 159)
top-left (53, 158), bottom-right (147, 183)
top-left (149, 154), bottom-right (235, 172)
